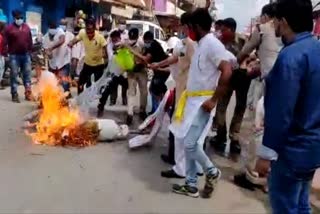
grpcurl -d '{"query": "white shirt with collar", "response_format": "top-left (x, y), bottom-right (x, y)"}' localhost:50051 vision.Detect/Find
top-left (170, 33), bottom-right (231, 142)
top-left (43, 28), bottom-right (73, 70)
top-left (107, 42), bottom-right (123, 77)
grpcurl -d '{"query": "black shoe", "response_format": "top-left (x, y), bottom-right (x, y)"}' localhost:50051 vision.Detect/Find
top-left (172, 184), bottom-right (199, 198)
top-left (233, 173), bottom-right (258, 191)
top-left (202, 169), bottom-right (221, 198)
top-left (97, 108), bottom-right (104, 118)
top-left (126, 115), bottom-right (133, 125)
top-left (210, 136), bottom-right (227, 151)
top-left (161, 169), bottom-right (184, 179)
top-left (139, 111), bottom-right (147, 121)
top-left (197, 173), bottom-right (204, 177)
top-left (230, 140), bottom-right (241, 154)
top-left (160, 154), bottom-right (175, 165)
top-left (12, 93), bottom-right (20, 103)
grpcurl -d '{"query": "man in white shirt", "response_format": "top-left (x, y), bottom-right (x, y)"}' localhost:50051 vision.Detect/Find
top-left (98, 30), bottom-right (128, 117)
top-left (238, 3), bottom-right (281, 109)
top-left (170, 8), bottom-right (233, 198)
top-left (43, 21), bottom-right (73, 93)
top-left (108, 27), bottom-right (129, 106)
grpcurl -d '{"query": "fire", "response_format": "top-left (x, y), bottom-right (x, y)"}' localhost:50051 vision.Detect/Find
top-left (28, 71), bottom-right (99, 147)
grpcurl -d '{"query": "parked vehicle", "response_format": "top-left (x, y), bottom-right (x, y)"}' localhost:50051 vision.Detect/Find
top-left (126, 20), bottom-right (168, 51)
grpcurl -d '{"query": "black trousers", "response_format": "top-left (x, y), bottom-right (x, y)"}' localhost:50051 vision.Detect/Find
top-left (98, 75), bottom-right (128, 110)
top-left (215, 68), bottom-right (252, 141)
top-left (110, 75), bottom-right (128, 104)
top-left (78, 63), bottom-right (104, 94)
top-left (167, 89), bottom-right (176, 161)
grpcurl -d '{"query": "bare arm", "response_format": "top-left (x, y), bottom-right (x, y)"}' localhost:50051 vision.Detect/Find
top-left (50, 34), bottom-right (65, 51)
top-left (211, 60), bottom-right (232, 103)
top-left (126, 45), bottom-right (151, 64)
top-left (68, 37), bottom-right (81, 47)
top-left (152, 55), bottom-right (178, 69)
top-left (156, 67), bottom-right (171, 72)
top-left (237, 28), bottom-right (261, 64)
top-left (201, 60), bottom-right (232, 113)
top-left (103, 45), bottom-right (108, 62)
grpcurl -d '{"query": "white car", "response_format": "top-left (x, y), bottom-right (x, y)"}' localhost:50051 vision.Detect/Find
top-left (126, 20), bottom-right (168, 52)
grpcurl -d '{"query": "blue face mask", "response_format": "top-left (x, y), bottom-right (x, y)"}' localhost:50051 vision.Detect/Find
top-left (178, 32), bottom-right (187, 39)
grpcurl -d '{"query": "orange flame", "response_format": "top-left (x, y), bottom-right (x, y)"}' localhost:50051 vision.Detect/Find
top-left (29, 73), bottom-right (98, 147)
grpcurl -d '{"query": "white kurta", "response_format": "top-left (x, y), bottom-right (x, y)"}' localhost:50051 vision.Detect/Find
top-left (170, 34), bottom-right (234, 145)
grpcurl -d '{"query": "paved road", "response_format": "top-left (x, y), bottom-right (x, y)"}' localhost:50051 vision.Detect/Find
top-left (0, 87), bottom-right (270, 214)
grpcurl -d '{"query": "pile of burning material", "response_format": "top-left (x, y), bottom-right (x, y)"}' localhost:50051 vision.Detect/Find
top-left (24, 71), bottom-right (128, 147)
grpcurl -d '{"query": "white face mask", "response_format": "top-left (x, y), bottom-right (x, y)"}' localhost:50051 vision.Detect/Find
top-left (15, 18), bottom-right (23, 26)
top-left (59, 25), bottom-right (67, 31)
top-left (48, 29), bottom-right (57, 36)
top-left (119, 24), bottom-right (126, 31)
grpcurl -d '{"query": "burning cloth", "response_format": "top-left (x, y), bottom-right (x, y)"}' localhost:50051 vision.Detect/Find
top-left (24, 70), bottom-right (128, 147)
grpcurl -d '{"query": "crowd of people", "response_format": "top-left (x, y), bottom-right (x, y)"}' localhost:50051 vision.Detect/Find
top-left (1, 0), bottom-right (320, 213)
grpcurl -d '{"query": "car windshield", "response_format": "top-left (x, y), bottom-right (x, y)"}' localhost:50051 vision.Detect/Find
top-left (126, 24), bottom-right (143, 35)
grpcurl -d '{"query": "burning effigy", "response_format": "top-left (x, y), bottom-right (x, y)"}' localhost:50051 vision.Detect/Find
top-left (24, 70), bottom-right (129, 147)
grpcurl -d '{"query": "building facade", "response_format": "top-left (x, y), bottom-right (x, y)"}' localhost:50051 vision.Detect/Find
top-left (0, 0), bottom-right (96, 33)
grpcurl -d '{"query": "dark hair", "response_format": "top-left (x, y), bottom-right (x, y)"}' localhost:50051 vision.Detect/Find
top-left (74, 26), bottom-right (81, 35)
top-left (48, 20), bottom-right (57, 29)
top-left (215, 19), bottom-right (224, 26)
top-left (274, 0), bottom-right (313, 33)
top-left (190, 8), bottom-right (213, 31)
top-left (129, 28), bottom-right (139, 40)
top-left (180, 12), bottom-right (192, 25)
top-left (85, 18), bottom-right (96, 28)
top-left (222, 18), bottom-right (237, 32)
top-left (143, 31), bottom-right (154, 40)
top-left (110, 30), bottom-right (121, 39)
top-left (12, 10), bottom-right (22, 18)
top-left (261, 3), bottom-right (276, 18)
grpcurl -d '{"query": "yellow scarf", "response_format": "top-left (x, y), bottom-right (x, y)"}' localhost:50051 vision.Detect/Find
top-left (174, 90), bottom-right (214, 122)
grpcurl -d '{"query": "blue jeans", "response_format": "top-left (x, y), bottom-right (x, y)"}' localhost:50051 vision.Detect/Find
top-left (50, 64), bottom-right (70, 92)
top-left (151, 95), bottom-right (159, 114)
top-left (9, 54), bottom-right (32, 95)
top-left (269, 158), bottom-right (315, 214)
top-left (184, 108), bottom-right (218, 187)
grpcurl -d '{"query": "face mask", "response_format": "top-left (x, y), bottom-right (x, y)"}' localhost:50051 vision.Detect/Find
top-left (188, 29), bottom-right (197, 41)
top-left (119, 24), bottom-right (126, 31)
top-left (49, 29), bottom-right (57, 36)
top-left (15, 18), bottom-right (23, 26)
top-left (60, 25), bottom-right (67, 31)
top-left (178, 32), bottom-right (187, 39)
top-left (144, 43), bottom-right (151, 48)
top-left (221, 31), bottom-right (234, 43)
